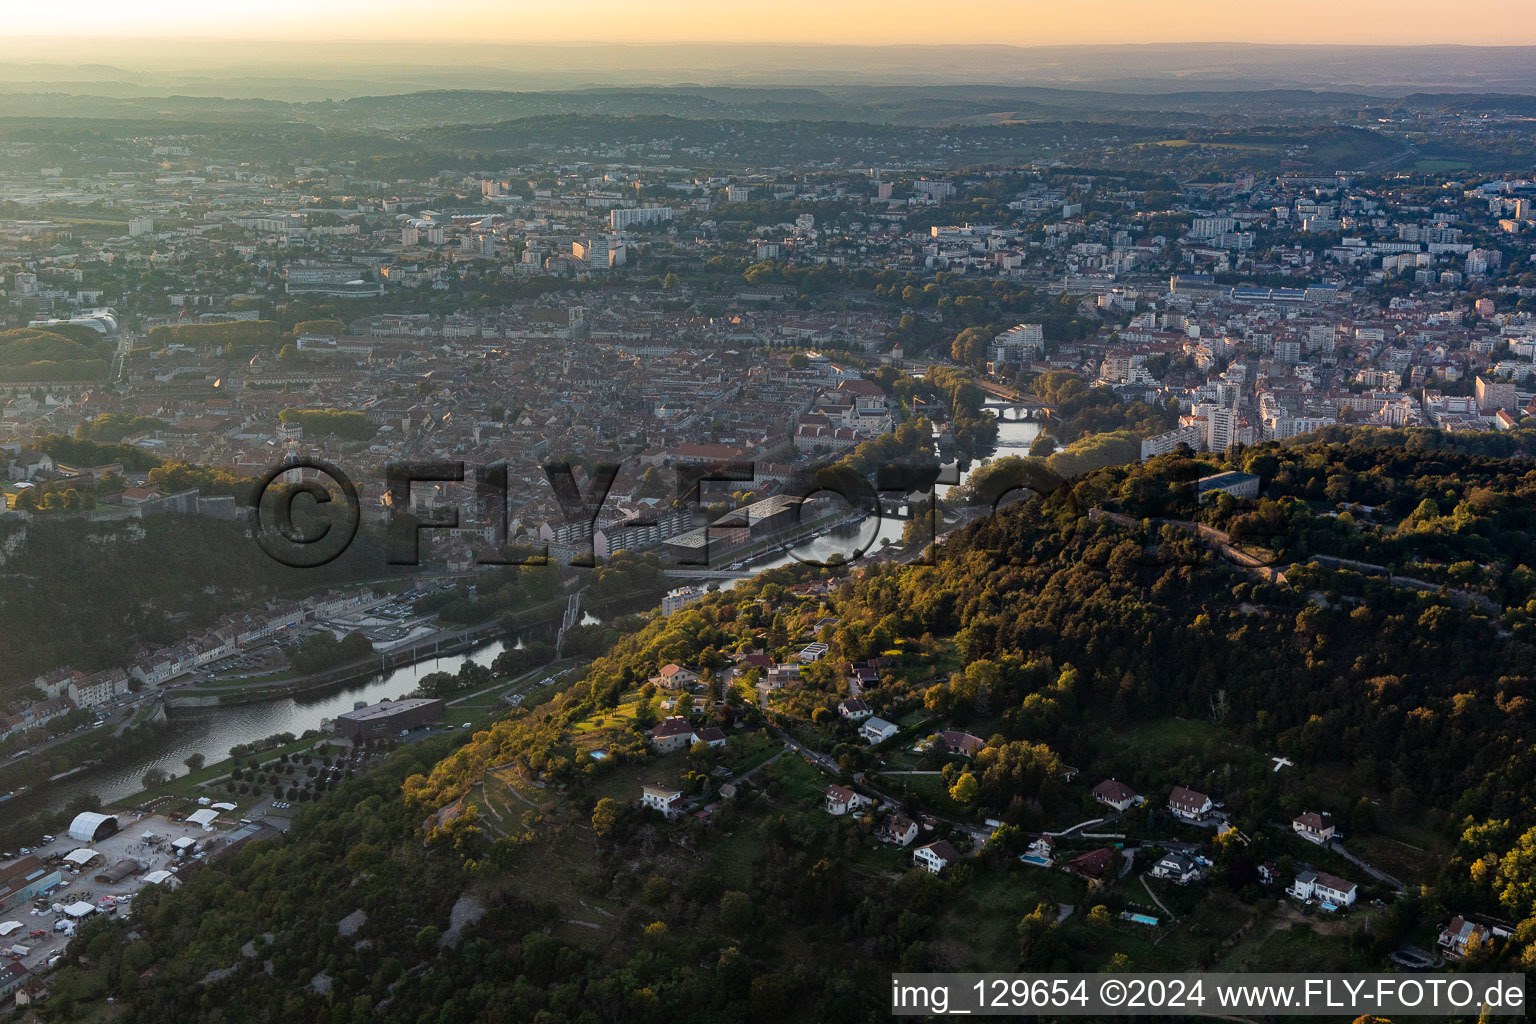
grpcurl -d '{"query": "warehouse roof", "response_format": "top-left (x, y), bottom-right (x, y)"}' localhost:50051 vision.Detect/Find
top-left (337, 698), bottom-right (441, 723)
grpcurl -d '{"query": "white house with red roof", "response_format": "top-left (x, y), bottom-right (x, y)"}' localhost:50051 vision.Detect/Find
top-left (837, 698), bottom-right (872, 721)
top-left (1292, 811), bottom-right (1335, 845)
top-left (824, 784), bottom-right (871, 816)
top-left (914, 840), bottom-right (960, 874)
top-left (880, 813), bottom-right (919, 846)
top-left (1168, 785), bottom-right (1214, 822)
top-left (653, 663), bottom-right (700, 690)
top-left (1091, 779), bottom-right (1141, 812)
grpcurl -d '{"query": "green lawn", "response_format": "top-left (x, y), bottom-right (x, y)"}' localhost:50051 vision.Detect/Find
top-left (758, 751), bottom-right (832, 805)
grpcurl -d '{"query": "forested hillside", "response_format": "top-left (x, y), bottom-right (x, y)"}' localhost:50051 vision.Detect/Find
top-left (46, 437), bottom-right (1536, 1022)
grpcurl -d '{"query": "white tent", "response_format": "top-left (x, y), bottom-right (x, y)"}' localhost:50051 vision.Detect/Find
top-left (141, 870), bottom-right (180, 890)
top-left (185, 809), bottom-right (219, 828)
top-left (63, 848), bottom-right (100, 867)
top-left (210, 802), bottom-right (237, 812)
top-left (0, 921), bottom-right (22, 937)
top-left (67, 811), bottom-right (118, 843)
top-left (63, 901), bottom-right (95, 919)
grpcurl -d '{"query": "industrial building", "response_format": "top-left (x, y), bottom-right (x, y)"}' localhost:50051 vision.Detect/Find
top-left (334, 698), bottom-right (444, 740)
top-left (0, 855), bottom-right (62, 913)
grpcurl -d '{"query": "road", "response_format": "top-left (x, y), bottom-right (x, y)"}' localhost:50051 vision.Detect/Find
top-left (1091, 507), bottom-right (1501, 610)
top-left (768, 722), bottom-right (995, 845)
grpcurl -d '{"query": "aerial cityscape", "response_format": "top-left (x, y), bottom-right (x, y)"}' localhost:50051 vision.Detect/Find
top-left (2, 4), bottom-right (1536, 1021)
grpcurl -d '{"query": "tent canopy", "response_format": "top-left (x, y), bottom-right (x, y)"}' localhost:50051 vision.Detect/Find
top-left (67, 811), bottom-right (118, 843)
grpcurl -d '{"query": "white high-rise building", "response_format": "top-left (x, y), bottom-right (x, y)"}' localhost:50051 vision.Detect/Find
top-left (609, 206), bottom-right (672, 231)
top-left (1190, 216), bottom-right (1236, 238)
top-left (989, 323), bottom-right (1044, 367)
top-left (1188, 402), bottom-right (1248, 451)
top-left (128, 216), bottom-right (154, 237)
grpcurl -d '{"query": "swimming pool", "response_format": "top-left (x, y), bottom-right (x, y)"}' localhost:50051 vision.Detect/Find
top-left (1121, 912), bottom-right (1159, 926)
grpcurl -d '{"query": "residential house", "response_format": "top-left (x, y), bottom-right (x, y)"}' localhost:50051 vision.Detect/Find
top-left (1149, 851), bottom-right (1206, 885)
top-left (0, 961), bottom-right (29, 1003)
top-left (837, 698), bottom-right (872, 721)
top-left (639, 783), bottom-right (685, 820)
top-left (13, 974), bottom-right (47, 1008)
top-left (309, 588), bottom-right (376, 619)
top-left (1092, 779), bottom-right (1141, 812)
top-left (913, 840), bottom-right (960, 874)
top-left (759, 664), bottom-right (800, 694)
top-left (939, 730), bottom-right (985, 757)
top-left (859, 716), bottom-right (898, 745)
top-left (654, 663), bottom-right (700, 690)
top-left (10, 698), bottom-right (70, 735)
top-left (694, 726), bottom-right (727, 748)
top-left (1021, 835), bottom-right (1056, 866)
top-left (129, 647), bottom-right (192, 687)
top-left (1067, 847), bottom-right (1117, 885)
top-left (1288, 869), bottom-right (1357, 907)
top-left (730, 652), bottom-right (772, 676)
top-left (31, 668), bottom-right (82, 700)
top-left (848, 662), bottom-right (879, 695)
top-left (649, 716), bottom-right (697, 753)
top-left (7, 450), bottom-right (54, 481)
top-left (1292, 811), bottom-right (1335, 845)
top-left (1168, 785), bottom-right (1214, 822)
top-left (799, 642), bottom-right (829, 662)
top-left (880, 813), bottom-right (919, 846)
top-left (823, 784), bottom-right (871, 816)
top-left (1439, 916), bottom-right (1492, 959)
top-left (67, 668), bottom-right (130, 709)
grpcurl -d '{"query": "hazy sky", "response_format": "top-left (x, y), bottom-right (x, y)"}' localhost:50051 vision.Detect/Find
top-left (12, 0), bottom-right (1536, 46)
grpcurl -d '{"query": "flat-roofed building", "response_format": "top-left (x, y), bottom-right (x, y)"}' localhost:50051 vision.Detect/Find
top-left (334, 698), bottom-right (444, 740)
top-left (0, 855), bottom-right (61, 912)
top-left (1197, 471), bottom-right (1260, 503)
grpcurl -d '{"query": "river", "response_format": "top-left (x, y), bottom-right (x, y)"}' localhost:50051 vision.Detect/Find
top-left (39, 640), bottom-right (517, 808)
top-left (33, 408), bottom-right (1040, 810)
top-left (730, 403), bottom-right (1040, 572)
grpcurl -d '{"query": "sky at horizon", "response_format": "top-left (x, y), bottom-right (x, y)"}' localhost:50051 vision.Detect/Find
top-left (11, 0), bottom-right (1536, 47)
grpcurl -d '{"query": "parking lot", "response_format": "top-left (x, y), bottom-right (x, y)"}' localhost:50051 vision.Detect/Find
top-left (1, 809), bottom-right (278, 975)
